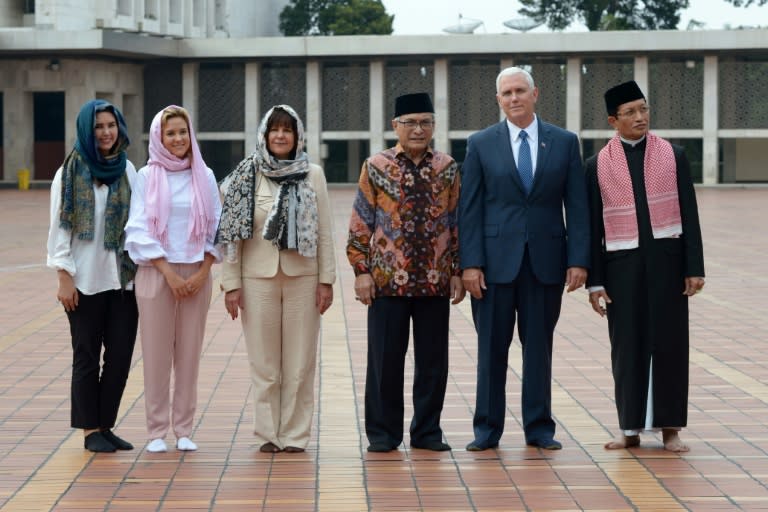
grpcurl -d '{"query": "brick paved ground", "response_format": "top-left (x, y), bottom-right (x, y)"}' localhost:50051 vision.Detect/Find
top-left (0, 185), bottom-right (766, 511)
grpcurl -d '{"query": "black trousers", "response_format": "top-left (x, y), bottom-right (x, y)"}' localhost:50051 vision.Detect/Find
top-left (66, 289), bottom-right (138, 429)
top-left (364, 296), bottom-right (449, 447)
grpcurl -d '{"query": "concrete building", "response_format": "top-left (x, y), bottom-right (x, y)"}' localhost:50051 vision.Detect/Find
top-left (0, 0), bottom-right (766, 186)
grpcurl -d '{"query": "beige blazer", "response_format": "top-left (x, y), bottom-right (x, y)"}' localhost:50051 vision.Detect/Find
top-left (221, 163), bottom-right (336, 291)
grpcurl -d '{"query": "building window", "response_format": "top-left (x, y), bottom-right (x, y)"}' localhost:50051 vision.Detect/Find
top-left (581, 59), bottom-right (633, 130)
top-left (169, 0), bottom-right (182, 23)
top-left (192, 0), bottom-right (204, 27)
top-left (719, 56), bottom-right (768, 130)
top-left (449, 60), bottom-right (498, 131)
top-left (385, 61), bottom-right (434, 130)
top-left (322, 63), bottom-right (369, 131)
top-left (198, 63), bottom-right (245, 132)
top-left (323, 140), bottom-right (369, 183)
top-left (260, 62), bottom-right (306, 122)
top-left (145, 0), bottom-right (158, 20)
top-left (649, 58), bottom-right (703, 129)
top-left (117, 0), bottom-right (132, 17)
top-left (143, 61), bottom-right (183, 131)
top-left (199, 140), bottom-right (244, 182)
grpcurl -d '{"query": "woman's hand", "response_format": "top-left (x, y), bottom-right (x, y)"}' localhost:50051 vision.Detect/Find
top-left (57, 270), bottom-right (79, 312)
top-left (225, 289), bottom-right (244, 320)
top-left (184, 252), bottom-right (215, 297)
top-left (185, 267), bottom-right (210, 296)
top-left (151, 257), bottom-right (188, 300)
top-left (316, 283), bottom-right (333, 314)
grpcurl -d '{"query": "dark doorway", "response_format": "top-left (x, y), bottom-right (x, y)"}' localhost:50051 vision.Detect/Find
top-left (34, 92), bottom-right (65, 180)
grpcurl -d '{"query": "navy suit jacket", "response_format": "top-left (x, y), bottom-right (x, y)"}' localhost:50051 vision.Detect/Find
top-left (459, 117), bottom-right (590, 285)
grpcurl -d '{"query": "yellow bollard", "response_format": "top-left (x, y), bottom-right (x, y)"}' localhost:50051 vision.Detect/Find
top-left (17, 168), bottom-right (30, 190)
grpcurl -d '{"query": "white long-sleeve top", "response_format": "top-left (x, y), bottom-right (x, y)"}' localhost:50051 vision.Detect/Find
top-left (46, 162), bottom-right (138, 295)
top-left (124, 166), bottom-right (222, 266)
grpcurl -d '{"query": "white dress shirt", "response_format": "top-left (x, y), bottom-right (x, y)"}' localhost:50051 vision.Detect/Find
top-left (46, 162), bottom-right (138, 295)
top-left (506, 115), bottom-right (539, 177)
top-left (124, 166), bottom-right (222, 266)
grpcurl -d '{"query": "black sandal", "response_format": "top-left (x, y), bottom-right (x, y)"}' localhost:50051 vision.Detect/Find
top-left (259, 442), bottom-right (281, 453)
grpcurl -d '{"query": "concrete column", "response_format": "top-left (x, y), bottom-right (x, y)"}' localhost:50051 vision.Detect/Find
top-left (369, 60), bottom-right (385, 156)
top-left (305, 60), bottom-right (322, 163)
top-left (500, 58), bottom-right (514, 121)
top-left (3, 89), bottom-right (34, 182)
top-left (566, 58), bottom-right (582, 134)
top-left (347, 141), bottom-right (361, 182)
top-left (702, 55), bottom-right (718, 185)
top-left (433, 58), bottom-right (449, 153)
top-left (634, 57), bottom-right (649, 102)
top-left (182, 62), bottom-right (199, 130)
top-left (244, 62), bottom-right (261, 153)
top-left (65, 85), bottom-right (93, 153)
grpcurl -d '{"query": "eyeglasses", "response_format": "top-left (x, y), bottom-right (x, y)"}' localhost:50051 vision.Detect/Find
top-left (615, 106), bottom-right (650, 118)
top-left (396, 118), bottom-right (435, 130)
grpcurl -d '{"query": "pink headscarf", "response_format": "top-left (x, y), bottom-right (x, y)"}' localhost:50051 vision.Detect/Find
top-left (144, 105), bottom-right (213, 254)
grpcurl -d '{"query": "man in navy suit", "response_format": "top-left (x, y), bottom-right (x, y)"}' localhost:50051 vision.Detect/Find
top-left (459, 66), bottom-right (590, 451)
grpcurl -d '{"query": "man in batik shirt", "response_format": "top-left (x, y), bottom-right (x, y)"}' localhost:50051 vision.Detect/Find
top-left (347, 92), bottom-right (465, 453)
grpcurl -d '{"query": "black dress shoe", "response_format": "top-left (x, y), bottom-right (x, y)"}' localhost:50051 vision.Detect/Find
top-left (527, 438), bottom-right (562, 450)
top-left (101, 430), bottom-right (133, 450)
top-left (367, 443), bottom-right (396, 452)
top-left (84, 432), bottom-right (116, 453)
top-left (410, 441), bottom-right (451, 451)
top-left (465, 440), bottom-right (498, 452)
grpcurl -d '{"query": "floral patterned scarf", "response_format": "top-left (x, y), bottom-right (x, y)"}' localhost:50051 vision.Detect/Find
top-left (217, 105), bottom-right (318, 257)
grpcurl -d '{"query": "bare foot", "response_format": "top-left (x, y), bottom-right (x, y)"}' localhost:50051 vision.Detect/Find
top-left (604, 434), bottom-right (640, 449)
top-left (662, 429), bottom-right (689, 453)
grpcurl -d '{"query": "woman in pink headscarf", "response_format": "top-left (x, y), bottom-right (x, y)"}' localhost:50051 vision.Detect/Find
top-left (125, 105), bottom-right (221, 453)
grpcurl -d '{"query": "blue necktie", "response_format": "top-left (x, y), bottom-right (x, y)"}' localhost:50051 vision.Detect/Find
top-left (517, 130), bottom-right (533, 194)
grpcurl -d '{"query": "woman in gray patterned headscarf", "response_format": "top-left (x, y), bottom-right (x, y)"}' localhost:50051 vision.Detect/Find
top-left (217, 105), bottom-right (336, 453)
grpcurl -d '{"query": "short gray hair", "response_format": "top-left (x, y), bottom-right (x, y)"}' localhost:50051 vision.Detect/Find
top-left (496, 66), bottom-right (535, 93)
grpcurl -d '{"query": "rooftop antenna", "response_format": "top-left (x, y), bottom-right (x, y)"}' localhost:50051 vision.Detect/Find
top-left (443, 14), bottom-right (485, 34)
top-left (503, 17), bottom-right (544, 32)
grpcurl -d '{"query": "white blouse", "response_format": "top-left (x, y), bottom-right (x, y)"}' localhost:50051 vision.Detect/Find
top-left (124, 166), bottom-right (222, 266)
top-left (46, 162), bottom-right (138, 295)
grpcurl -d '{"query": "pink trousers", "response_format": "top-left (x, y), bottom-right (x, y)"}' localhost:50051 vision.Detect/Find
top-left (135, 263), bottom-right (212, 440)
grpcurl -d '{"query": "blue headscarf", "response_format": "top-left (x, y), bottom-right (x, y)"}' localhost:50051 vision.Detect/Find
top-left (73, 99), bottom-right (130, 185)
top-left (59, 100), bottom-right (135, 286)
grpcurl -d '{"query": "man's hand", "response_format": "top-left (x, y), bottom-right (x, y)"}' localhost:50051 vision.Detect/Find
top-left (224, 289), bottom-right (244, 320)
top-left (462, 267), bottom-right (486, 300)
top-left (684, 276), bottom-right (705, 296)
top-left (565, 266), bottom-right (587, 293)
top-left (354, 273), bottom-right (376, 306)
top-left (589, 289), bottom-right (612, 317)
top-left (450, 276), bottom-right (466, 305)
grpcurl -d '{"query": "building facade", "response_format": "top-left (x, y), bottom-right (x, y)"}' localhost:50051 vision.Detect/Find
top-left (1, 0), bottom-right (766, 185)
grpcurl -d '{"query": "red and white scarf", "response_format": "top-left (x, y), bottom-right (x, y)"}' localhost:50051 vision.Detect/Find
top-left (597, 132), bottom-right (682, 251)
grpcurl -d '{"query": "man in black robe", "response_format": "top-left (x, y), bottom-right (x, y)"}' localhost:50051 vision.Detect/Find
top-left (585, 81), bottom-right (705, 452)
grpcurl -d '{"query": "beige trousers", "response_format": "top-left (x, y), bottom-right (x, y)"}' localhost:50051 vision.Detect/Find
top-left (241, 268), bottom-right (320, 449)
top-left (135, 263), bottom-right (212, 440)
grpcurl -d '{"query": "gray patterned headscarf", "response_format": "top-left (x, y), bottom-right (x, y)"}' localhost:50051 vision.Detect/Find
top-left (217, 105), bottom-right (319, 257)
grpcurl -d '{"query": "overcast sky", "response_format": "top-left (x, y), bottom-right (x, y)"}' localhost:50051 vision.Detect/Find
top-left (380, 0), bottom-right (768, 34)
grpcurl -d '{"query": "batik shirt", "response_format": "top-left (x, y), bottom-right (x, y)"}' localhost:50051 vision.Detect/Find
top-left (346, 144), bottom-right (460, 297)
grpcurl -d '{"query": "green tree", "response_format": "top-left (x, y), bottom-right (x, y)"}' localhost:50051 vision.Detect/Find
top-left (518, 0), bottom-right (690, 31)
top-left (279, 0), bottom-right (394, 36)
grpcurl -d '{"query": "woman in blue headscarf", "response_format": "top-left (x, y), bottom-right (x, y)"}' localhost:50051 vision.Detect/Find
top-left (46, 99), bottom-right (139, 453)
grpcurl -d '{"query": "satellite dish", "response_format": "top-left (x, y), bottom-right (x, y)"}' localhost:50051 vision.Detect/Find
top-left (443, 14), bottom-right (484, 34)
top-left (503, 18), bottom-right (544, 32)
